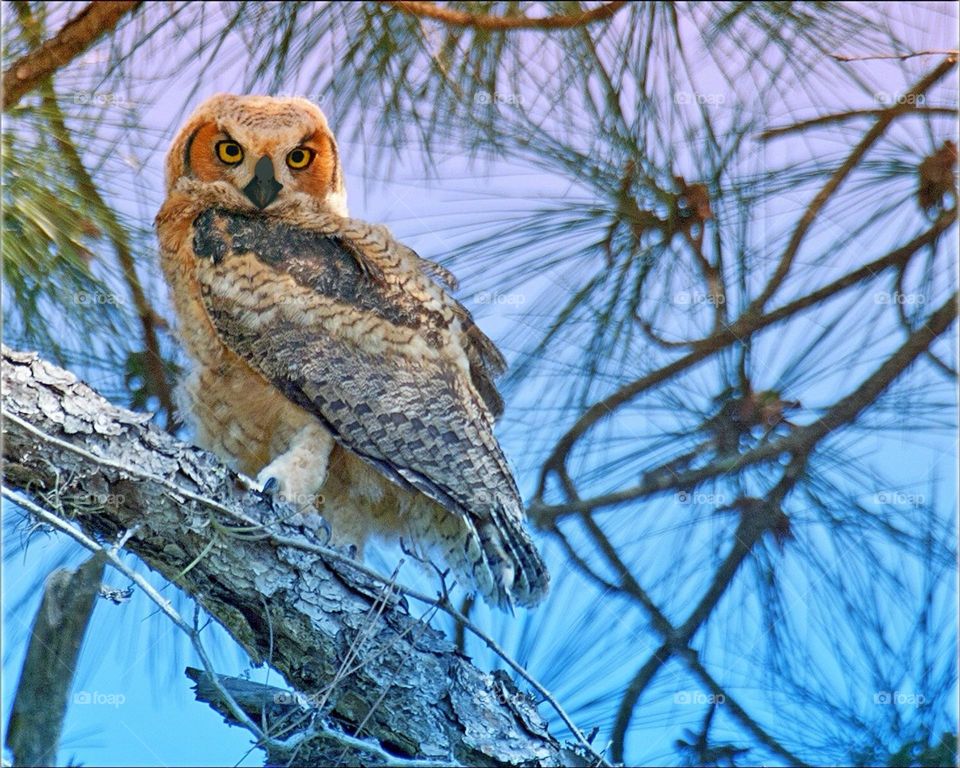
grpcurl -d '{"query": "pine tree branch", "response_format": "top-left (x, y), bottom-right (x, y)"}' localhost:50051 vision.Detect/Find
top-left (382, 1), bottom-right (627, 30)
top-left (535, 289), bottom-right (957, 521)
top-left (749, 56), bottom-right (957, 311)
top-left (0, 345), bottom-right (598, 768)
top-left (534, 211), bottom-right (956, 504)
top-left (13, 1), bottom-right (178, 431)
top-left (2, 1), bottom-right (142, 111)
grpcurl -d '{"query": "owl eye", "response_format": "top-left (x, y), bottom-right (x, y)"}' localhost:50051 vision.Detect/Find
top-left (216, 141), bottom-right (244, 165)
top-left (286, 147), bottom-right (314, 170)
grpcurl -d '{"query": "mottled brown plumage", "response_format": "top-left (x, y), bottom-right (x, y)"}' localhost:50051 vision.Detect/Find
top-left (156, 94), bottom-right (548, 608)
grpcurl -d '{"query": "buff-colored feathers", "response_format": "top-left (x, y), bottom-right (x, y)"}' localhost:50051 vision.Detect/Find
top-left (156, 94), bottom-right (549, 608)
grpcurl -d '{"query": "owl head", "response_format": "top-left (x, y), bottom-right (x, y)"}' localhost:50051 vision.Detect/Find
top-left (165, 93), bottom-right (347, 216)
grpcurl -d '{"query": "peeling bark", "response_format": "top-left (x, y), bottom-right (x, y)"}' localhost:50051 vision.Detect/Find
top-left (1, 345), bottom-right (580, 767)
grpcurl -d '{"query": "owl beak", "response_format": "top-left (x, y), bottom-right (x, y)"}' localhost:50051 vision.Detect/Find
top-left (243, 155), bottom-right (282, 209)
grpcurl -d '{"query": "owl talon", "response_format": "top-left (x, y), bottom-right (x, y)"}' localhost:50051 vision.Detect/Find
top-left (255, 476), bottom-right (285, 518)
top-left (259, 476), bottom-right (279, 496)
top-left (301, 514), bottom-right (333, 546)
top-left (319, 518), bottom-right (333, 545)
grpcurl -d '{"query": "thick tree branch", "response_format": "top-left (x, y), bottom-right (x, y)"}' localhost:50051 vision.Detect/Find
top-left (186, 667), bottom-right (464, 766)
top-left (0, 346), bottom-right (596, 767)
top-left (2, 1), bottom-right (142, 111)
top-left (383, 1), bottom-right (627, 30)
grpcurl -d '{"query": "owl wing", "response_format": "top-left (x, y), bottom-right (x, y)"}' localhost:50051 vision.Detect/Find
top-left (190, 208), bottom-right (547, 606)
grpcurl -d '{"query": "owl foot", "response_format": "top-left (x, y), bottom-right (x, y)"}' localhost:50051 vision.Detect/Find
top-left (254, 474), bottom-right (332, 545)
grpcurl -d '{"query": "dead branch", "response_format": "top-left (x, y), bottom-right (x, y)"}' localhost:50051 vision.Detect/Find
top-left (4, 553), bottom-right (105, 767)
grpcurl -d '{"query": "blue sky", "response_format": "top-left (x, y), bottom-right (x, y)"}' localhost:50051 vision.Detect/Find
top-left (2, 2), bottom-right (958, 765)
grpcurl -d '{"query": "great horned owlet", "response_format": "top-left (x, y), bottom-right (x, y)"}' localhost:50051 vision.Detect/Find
top-left (155, 94), bottom-right (548, 609)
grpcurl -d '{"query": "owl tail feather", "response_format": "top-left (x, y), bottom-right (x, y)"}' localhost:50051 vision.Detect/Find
top-left (412, 503), bottom-right (549, 611)
top-left (476, 514), bottom-right (550, 610)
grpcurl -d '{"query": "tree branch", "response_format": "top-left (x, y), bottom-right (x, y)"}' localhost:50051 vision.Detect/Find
top-left (382, 1), bottom-right (627, 30)
top-left (831, 50), bottom-right (959, 63)
top-left (13, 1), bottom-right (178, 431)
top-left (4, 553), bottom-right (105, 767)
top-left (748, 56), bottom-right (956, 311)
top-left (2, 1), bottom-right (142, 111)
top-left (0, 345), bottom-right (596, 767)
top-left (535, 290), bottom-right (957, 522)
top-left (759, 107), bottom-right (958, 141)
top-left (535, 211), bottom-right (955, 502)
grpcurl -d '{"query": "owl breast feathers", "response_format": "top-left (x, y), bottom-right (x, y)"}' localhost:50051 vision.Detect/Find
top-left (156, 94), bottom-right (548, 609)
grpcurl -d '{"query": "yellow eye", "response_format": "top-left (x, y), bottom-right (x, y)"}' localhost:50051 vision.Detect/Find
top-left (286, 147), bottom-right (314, 170)
top-left (216, 141), bottom-right (243, 164)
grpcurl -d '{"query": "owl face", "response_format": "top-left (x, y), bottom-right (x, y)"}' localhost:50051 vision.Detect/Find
top-left (165, 94), bottom-right (347, 215)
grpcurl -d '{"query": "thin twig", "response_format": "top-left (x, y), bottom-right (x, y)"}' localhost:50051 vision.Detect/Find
top-left (760, 106), bottom-right (957, 141)
top-left (535, 211), bottom-right (955, 499)
top-left (831, 50), bottom-right (958, 62)
top-left (382, 1), bottom-right (627, 31)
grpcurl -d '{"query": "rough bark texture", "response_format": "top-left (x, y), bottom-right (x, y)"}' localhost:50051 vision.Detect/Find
top-left (0, 346), bottom-right (572, 767)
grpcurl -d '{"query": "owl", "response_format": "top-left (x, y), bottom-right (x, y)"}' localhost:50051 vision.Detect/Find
top-left (155, 94), bottom-right (548, 609)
